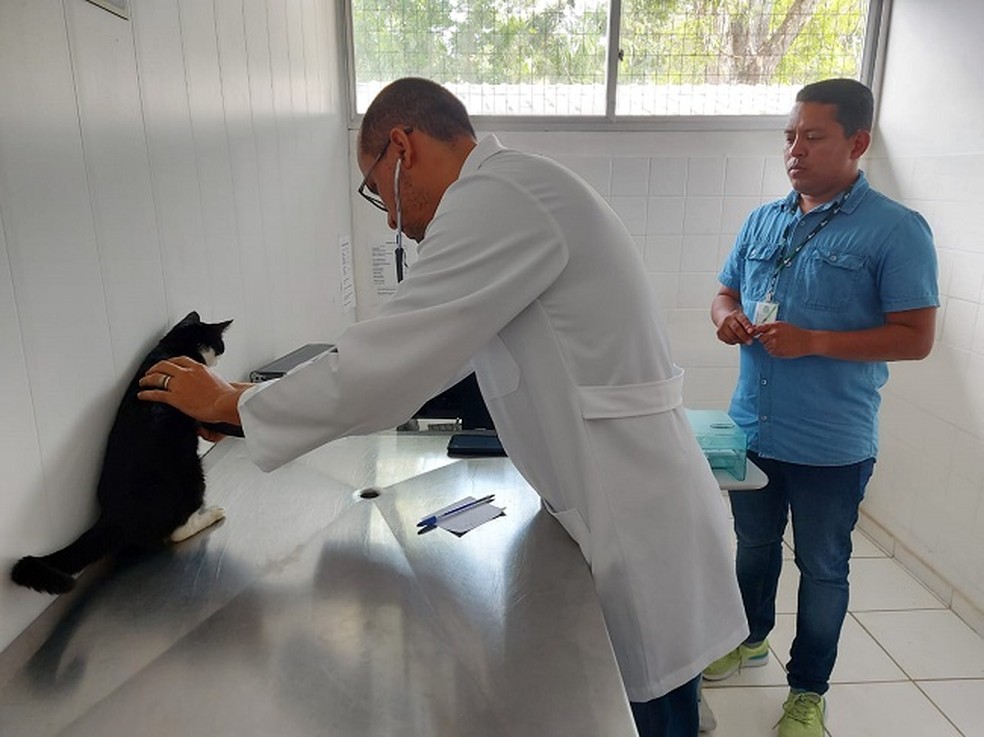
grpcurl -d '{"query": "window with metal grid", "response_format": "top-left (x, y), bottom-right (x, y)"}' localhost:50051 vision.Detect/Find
top-left (348, 0), bottom-right (878, 120)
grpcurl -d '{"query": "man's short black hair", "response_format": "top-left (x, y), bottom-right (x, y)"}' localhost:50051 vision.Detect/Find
top-left (796, 78), bottom-right (874, 137)
top-left (359, 78), bottom-right (476, 156)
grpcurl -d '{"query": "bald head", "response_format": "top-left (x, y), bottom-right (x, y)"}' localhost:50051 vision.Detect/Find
top-left (359, 78), bottom-right (477, 156)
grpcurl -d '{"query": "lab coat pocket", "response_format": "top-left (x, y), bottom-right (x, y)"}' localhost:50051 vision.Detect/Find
top-left (575, 372), bottom-right (685, 527)
top-left (476, 335), bottom-right (520, 399)
top-left (542, 498), bottom-right (592, 567)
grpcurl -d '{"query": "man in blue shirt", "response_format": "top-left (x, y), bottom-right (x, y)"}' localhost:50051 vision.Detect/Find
top-left (707, 78), bottom-right (938, 737)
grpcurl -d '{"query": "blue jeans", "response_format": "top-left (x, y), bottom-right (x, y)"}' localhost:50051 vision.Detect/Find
top-left (728, 451), bottom-right (874, 695)
top-left (630, 674), bottom-right (700, 737)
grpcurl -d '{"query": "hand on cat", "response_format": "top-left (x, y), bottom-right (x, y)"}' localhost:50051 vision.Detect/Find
top-left (138, 356), bottom-right (247, 426)
top-left (198, 425), bottom-right (227, 443)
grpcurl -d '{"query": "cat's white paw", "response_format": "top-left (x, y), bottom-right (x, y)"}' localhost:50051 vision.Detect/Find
top-left (170, 505), bottom-right (226, 542)
top-left (199, 505), bottom-right (226, 527)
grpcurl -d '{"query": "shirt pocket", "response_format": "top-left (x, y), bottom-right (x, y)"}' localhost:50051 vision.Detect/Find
top-left (742, 240), bottom-right (783, 302)
top-left (800, 248), bottom-right (866, 311)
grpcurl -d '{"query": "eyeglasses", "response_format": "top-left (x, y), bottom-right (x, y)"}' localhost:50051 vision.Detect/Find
top-left (356, 127), bottom-right (413, 212)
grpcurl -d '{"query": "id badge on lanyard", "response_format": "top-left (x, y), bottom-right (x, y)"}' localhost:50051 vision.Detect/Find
top-left (754, 299), bottom-right (779, 324)
top-left (757, 185), bottom-right (853, 325)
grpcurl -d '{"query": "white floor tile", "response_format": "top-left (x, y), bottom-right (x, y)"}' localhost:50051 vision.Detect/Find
top-left (700, 686), bottom-right (789, 736)
top-left (769, 613), bottom-right (908, 684)
top-left (848, 558), bottom-right (946, 611)
top-left (855, 609), bottom-right (984, 679)
top-left (919, 679), bottom-right (984, 737)
top-left (825, 682), bottom-right (962, 737)
top-left (850, 529), bottom-right (888, 558)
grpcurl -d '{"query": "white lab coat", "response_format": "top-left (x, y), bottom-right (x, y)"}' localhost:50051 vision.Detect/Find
top-left (239, 135), bottom-right (747, 701)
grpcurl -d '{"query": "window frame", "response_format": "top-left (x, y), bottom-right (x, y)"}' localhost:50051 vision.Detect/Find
top-left (340, 0), bottom-right (890, 132)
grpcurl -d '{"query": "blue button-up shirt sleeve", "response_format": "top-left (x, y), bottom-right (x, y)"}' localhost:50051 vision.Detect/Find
top-left (876, 208), bottom-right (938, 313)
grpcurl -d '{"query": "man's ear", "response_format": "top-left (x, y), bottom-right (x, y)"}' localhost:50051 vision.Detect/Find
top-left (391, 127), bottom-right (414, 169)
top-left (850, 129), bottom-right (871, 161)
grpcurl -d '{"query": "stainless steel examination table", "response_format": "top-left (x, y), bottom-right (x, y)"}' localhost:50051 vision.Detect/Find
top-left (0, 433), bottom-right (638, 737)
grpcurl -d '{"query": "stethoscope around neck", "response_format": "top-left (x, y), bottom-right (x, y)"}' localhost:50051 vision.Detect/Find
top-left (394, 157), bottom-right (406, 282)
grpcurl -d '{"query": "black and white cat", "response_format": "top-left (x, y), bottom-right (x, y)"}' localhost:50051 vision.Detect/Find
top-left (11, 311), bottom-right (233, 595)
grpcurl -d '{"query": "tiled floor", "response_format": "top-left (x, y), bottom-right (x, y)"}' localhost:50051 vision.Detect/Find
top-left (702, 527), bottom-right (984, 736)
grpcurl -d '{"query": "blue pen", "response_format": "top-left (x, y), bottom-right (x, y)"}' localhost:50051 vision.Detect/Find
top-left (417, 494), bottom-right (496, 527)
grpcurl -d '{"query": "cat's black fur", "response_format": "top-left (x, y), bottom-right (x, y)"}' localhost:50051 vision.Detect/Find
top-left (11, 311), bottom-right (233, 595)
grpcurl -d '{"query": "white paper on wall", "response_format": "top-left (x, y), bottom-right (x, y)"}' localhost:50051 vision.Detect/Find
top-left (370, 234), bottom-right (399, 301)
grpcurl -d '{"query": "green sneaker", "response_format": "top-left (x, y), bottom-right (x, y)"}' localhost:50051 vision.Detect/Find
top-left (702, 639), bottom-right (770, 681)
top-left (776, 691), bottom-right (826, 737)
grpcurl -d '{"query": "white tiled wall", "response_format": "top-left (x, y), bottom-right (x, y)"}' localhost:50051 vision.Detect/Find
top-left (862, 153), bottom-right (984, 592)
top-left (490, 128), bottom-right (786, 411)
top-left (0, 0), bottom-right (353, 652)
top-left (852, 0), bottom-right (984, 632)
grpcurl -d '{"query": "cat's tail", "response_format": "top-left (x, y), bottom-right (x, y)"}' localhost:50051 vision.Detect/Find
top-left (11, 519), bottom-right (115, 595)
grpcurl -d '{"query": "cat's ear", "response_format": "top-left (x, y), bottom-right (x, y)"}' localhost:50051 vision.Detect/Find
top-left (182, 311), bottom-right (202, 324)
top-left (215, 319), bottom-right (233, 333)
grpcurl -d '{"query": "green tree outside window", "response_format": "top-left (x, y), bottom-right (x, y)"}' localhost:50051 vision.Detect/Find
top-left (350, 0), bottom-right (873, 116)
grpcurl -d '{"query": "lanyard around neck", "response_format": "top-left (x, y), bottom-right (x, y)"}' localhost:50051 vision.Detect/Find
top-left (766, 185), bottom-right (854, 300)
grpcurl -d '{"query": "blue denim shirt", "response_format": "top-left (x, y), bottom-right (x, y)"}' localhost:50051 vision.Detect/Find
top-left (718, 172), bottom-right (939, 466)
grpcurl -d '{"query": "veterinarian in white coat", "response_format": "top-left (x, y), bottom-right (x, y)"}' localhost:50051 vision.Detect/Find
top-left (141, 78), bottom-right (746, 737)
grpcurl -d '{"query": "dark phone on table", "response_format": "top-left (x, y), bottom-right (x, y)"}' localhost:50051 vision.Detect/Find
top-left (446, 432), bottom-right (506, 457)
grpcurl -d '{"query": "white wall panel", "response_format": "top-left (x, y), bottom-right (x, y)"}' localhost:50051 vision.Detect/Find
top-left (63, 0), bottom-right (168, 378)
top-left (214, 0), bottom-right (276, 373)
top-left (285, 1), bottom-right (310, 117)
top-left (285, 0), bottom-right (322, 345)
top-left (306, 0), bottom-right (327, 115)
top-left (877, 1), bottom-right (984, 158)
top-left (177, 0), bottom-right (249, 378)
top-left (310, 0), bottom-right (352, 343)
top-left (0, 0), bottom-right (115, 545)
top-left (130, 0), bottom-right (212, 321)
top-left (0, 195), bottom-right (50, 647)
top-left (242, 0), bottom-right (289, 358)
top-left (255, 0), bottom-right (297, 354)
top-left (322, 0), bottom-right (343, 114)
